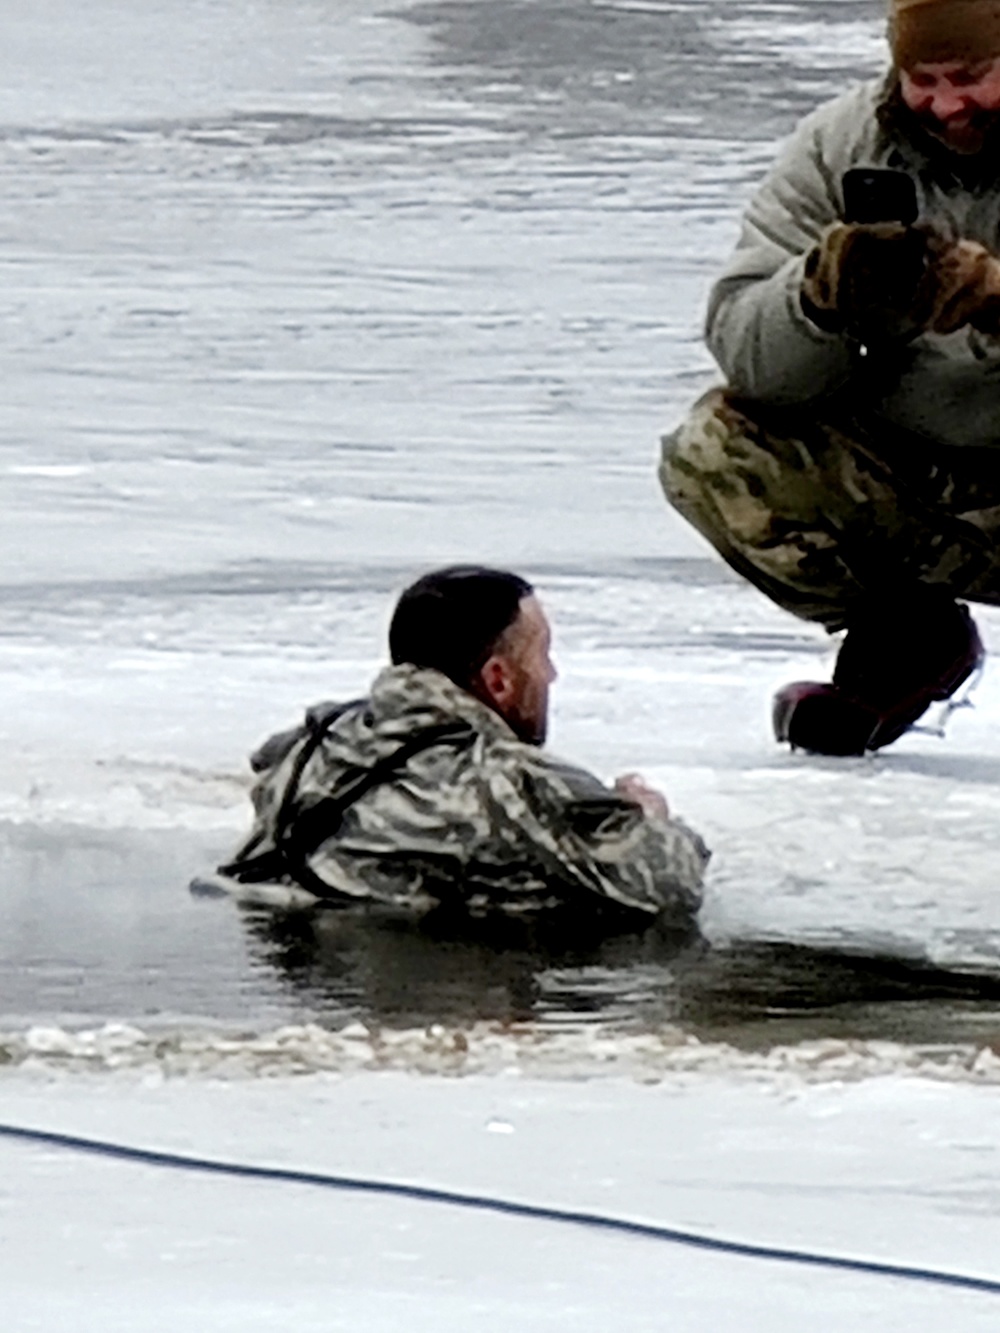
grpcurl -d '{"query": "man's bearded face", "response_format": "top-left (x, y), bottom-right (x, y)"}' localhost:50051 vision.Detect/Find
top-left (900, 57), bottom-right (1000, 153)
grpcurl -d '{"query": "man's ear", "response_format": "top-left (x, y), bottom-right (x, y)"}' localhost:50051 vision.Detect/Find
top-left (476, 654), bottom-right (513, 709)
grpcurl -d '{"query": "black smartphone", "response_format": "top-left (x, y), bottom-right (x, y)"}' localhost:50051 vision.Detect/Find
top-left (842, 168), bottom-right (919, 225)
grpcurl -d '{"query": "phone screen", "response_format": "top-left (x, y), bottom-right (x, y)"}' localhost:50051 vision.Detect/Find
top-left (842, 168), bottom-right (918, 225)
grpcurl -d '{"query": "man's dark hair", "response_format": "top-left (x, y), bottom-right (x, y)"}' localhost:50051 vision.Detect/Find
top-left (389, 565), bottom-right (534, 688)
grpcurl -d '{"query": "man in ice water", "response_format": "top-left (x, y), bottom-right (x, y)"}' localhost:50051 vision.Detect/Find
top-left (660, 0), bottom-right (1000, 755)
top-left (220, 566), bottom-right (708, 920)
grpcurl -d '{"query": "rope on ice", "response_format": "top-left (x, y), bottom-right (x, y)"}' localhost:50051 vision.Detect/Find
top-left (3, 1120), bottom-right (998, 1296)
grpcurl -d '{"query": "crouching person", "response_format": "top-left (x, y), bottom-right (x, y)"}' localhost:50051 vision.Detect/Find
top-left (219, 566), bottom-right (709, 922)
top-left (659, 0), bottom-right (1000, 755)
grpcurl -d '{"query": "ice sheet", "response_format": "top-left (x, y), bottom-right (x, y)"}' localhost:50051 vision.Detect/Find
top-left (2, 1070), bottom-right (1000, 1330)
top-left (4, 2), bottom-right (1000, 1322)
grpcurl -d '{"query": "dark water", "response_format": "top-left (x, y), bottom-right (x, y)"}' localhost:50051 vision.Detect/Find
top-left (5, 823), bottom-right (1000, 1050)
top-left (246, 904), bottom-right (1000, 1048)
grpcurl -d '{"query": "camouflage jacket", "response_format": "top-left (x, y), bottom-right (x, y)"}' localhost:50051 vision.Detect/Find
top-left (222, 664), bottom-right (708, 919)
top-left (708, 75), bottom-right (1000, 448)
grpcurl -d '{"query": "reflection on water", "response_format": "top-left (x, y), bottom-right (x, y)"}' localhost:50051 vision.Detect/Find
top-left (242, 903), bottom-right (698, 1030)
top-left (241, 902), bottom-right (1000, 1051)
top-left (674, 941), bottom-right (1000, 1049)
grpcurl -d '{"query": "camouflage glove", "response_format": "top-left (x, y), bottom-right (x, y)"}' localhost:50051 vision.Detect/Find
top-left (923, 239), bottom-right (1000, 336)
top-left (800, 221), bottom-right (938, 342)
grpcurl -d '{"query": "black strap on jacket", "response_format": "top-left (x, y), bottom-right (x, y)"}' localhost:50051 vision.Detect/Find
top-left (219, 704), bottom-right (473, 898)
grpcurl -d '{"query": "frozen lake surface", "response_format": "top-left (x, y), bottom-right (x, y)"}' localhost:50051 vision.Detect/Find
top-left (3, 0), bottom-right (1000, 1070)
top-left (6, 1071), bottom-right (1000, 1332)
top-left (8, 3), bottom-right (1000, 1326)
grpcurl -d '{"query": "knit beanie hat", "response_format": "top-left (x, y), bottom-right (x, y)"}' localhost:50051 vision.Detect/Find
top-left (890, 0), bottom-right (1000, 68)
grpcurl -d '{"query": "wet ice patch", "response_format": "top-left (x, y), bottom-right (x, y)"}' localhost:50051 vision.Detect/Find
top-left (0, 752), bottom-right (248, 832)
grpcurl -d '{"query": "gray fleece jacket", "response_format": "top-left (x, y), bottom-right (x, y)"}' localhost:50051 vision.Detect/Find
top-left (708, 75), bottom-right (1000, 448)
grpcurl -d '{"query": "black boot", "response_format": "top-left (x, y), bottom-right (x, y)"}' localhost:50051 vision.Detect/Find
top-left (773, 591), bottom-right (984, 756)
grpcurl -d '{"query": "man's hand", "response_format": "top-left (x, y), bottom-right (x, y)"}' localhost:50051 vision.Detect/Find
top-left (801, 221), bottom-right (936, 340)
top-left (613, 773), bottom-right (670, 821)
top-left (802, 222), bottom-right (1000, 341)
top-left (923, 238), bottom-right (1000, 335)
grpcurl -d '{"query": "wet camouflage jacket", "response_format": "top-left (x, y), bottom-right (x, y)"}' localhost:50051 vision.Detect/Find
top-left (223, 664), bottom-right (708, 918)
top-left (708, 75), bottom-right (1000, 449)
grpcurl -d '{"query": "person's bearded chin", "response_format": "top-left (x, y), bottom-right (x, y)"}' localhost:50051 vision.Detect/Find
top-left (915, 104), bottom-right (1000, 154)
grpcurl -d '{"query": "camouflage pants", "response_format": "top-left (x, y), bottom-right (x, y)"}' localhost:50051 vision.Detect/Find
top-left (660, 388), bottom-right (1000, 629)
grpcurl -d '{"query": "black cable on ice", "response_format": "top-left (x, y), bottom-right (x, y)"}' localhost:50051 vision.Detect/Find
top-left (3, 1120), bottom-right (998, 1296)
